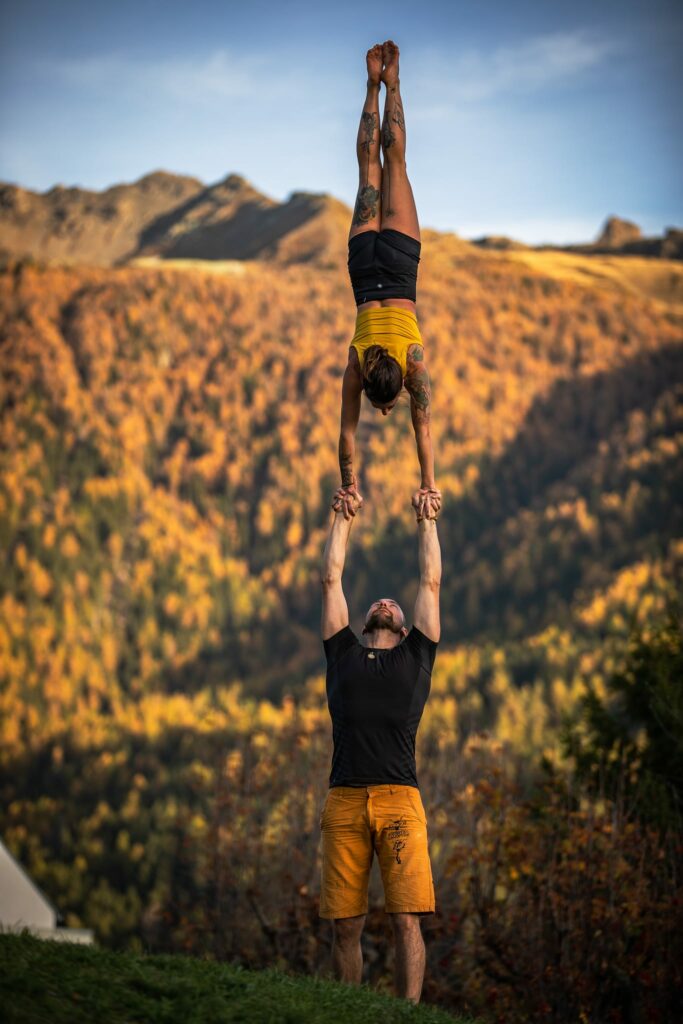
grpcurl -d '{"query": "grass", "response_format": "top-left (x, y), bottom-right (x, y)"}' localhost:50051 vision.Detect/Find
top-left (129, 256), bottom-right (250, 275)
top-left (499, 248), bottom-right (683, 311)
top-left (1, 933), bottom-right (480, 1024)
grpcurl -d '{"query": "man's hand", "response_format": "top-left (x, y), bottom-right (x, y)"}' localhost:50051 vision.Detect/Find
top-left (333, 484), bottom-right (364, 520)
top-left (412, 486), bottom-right (442, 522)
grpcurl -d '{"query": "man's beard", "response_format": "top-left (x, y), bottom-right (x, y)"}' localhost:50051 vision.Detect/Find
top-left (364, 608), bottom-right (402, 634)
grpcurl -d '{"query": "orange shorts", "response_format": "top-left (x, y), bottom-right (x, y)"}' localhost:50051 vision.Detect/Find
top-left (318, 784), bottom-right (435, 919)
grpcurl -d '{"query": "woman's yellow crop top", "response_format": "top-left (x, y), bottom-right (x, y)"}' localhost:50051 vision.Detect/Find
top-left (350, 306), bottom-right (423, 378)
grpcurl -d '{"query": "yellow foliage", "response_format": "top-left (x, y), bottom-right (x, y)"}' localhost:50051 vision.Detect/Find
top-left (60, 533), bottom-right (80, 558)
top-left (0, 257), bottom-right (681, 767)
top-left (28, 558), bottom-right (52, 598)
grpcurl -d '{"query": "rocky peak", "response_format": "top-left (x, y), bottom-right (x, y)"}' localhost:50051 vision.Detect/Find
top-left (596, 216), bottom-right (642, 249)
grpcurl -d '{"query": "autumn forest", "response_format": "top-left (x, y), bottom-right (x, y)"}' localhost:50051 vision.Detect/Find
top-left (1, 227), bottom-right (682, 1021)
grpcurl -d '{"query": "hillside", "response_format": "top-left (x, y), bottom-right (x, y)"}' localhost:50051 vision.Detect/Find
top-left (491, 247), bottom-right (683, 312)
top-left (472, 215), bottom-right (683, 260)
top-left (0, 934), bottom-right (473, 1023)
top-left (0, 172), bottom-right (204, 267)
top-left (566, 215), bottom-right (683, 260)
top-left (136, 177), bottom-right (351, 266)
top-left (0, 171), bottom-right (353, 268)
top-left (1, 212), bottom-right (682, 1018)
top-left (1, 247), bottom-right (681, 709)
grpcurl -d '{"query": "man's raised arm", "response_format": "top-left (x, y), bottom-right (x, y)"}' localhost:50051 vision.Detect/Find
top-left (321, 493), bottom-right (358, 641)
top-left (412, 494), bottom-right (441, 643)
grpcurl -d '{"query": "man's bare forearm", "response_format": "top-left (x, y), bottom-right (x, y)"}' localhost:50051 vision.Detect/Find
top-left (322, 510), bottom-right (354, 584)
top-left (418, 517), bottom-right (441, 585)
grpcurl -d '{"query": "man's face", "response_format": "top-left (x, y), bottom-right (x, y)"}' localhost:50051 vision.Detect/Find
top-left (363, 597), bottom-right (406, 635)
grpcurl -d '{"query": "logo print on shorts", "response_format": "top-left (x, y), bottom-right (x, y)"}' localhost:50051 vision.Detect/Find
top-left (387, 816), bottom-right (409, 863)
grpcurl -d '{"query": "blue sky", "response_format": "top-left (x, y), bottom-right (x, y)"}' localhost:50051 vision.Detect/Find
top-left (1, 0), bottom-right (681, 243)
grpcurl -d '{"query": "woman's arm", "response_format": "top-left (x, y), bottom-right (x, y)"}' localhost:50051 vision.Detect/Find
top-left (337, 349), bottom-right (364, 518)
top-left (404, 345), bottom-right (436, 490)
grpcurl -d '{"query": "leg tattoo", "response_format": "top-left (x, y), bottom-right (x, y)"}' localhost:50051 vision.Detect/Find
top-left (361, 111), bottom-right (378, 152)
top-left (351, 69), bottom-right (382, 234)
top-left (382, 113), bottom-right (396, 151)
top-left (353, 184), bottom-right (380, 226)
top-left (391, 90), bottom-right (406, 134)
top-left (382, 85), bottom-right (406, 151)
top-left (360, 111), bottom-right (378, 185)
top-left (381, 85), bottom-right (406, 219)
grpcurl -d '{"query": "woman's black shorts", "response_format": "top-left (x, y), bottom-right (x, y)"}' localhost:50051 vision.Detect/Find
top-left (347, 228), bottom-right (421, 306)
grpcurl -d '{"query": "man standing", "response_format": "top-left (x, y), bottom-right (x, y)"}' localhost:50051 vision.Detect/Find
top-left (318, 489), bottom-right (441, 1003)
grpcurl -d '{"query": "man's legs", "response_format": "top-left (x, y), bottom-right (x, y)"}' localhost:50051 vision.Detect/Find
top-left (332, 914), bottom-right (366, 984)
top-left (349, 45), bottom-right (383, 241)
top-left (380, 40), bottom-right (420, 242)
top-left (331, 912), bottom-right (425, 997)
top-left (391, 912), bottom-right (426, 1002)
top-left (330, 910), bottom-right (426, 998)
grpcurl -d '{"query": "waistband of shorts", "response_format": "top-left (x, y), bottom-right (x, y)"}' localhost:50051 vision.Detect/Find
top-left (348, 228), bottom-right (421, 256)
top-left (329, 784), bottom-right (419, 794)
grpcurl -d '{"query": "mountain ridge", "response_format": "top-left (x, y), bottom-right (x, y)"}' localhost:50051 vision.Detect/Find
top-left (2, 171), bottom-right (681, 267)
top-left (0, 170), bottom-right (350, 267)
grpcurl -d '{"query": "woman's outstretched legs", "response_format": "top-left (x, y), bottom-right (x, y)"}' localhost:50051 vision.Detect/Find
top-left (349, 44), bottom-right (383, 241)
top-left (380, 41), bottom-right (420, 242)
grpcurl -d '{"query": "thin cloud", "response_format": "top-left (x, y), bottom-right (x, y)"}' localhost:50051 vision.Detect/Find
top-left (42, 29), bottom-right (619, 116)
top-left (414, 29), bottom-right (622, 105)
top-left (47, 48), bottom-right (307, 105)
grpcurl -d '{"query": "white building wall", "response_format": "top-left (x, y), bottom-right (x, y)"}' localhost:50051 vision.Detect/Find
top-left (0, 839), bottom-right (57, 930)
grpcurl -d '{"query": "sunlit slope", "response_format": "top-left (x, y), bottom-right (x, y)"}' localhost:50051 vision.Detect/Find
top-left (495, 247), bottom-right (683, 312)
top-left (0, 172), bottom-right (204, 266)
top-left (1, 248), bottom-right (681, 723)
top-left (0, 172), bottom-right (353, 268)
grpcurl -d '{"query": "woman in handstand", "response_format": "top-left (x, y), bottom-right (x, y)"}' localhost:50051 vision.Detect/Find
top-left (335, 40), bottom-right (440, 520)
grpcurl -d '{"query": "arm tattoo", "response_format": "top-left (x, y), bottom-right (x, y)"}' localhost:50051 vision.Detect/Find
top-left (352, 184), bottom-right (380, 225)
top-left (339, 437), bottom-right (355, 487)
top-left (407, 344), bottom-right (424, 362)
top-left (406, 366), bottom-right (431, 419)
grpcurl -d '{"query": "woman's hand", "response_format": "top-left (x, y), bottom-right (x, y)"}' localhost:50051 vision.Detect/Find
top-left (412, 486), bottom-right (442, 521)
top-left (333, 484), bottom-right (364, 520)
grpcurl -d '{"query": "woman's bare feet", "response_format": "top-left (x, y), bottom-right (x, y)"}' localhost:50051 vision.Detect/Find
top-left (381, 39), bottom-right (400, 87)
top-left (366, 43), bottom-right (383, 87)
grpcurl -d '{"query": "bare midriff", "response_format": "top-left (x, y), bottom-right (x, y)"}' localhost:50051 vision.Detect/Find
top-left (357, 297), bottom-right (417, 314)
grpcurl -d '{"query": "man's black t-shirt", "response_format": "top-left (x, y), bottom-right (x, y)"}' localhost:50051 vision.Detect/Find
top-left (323, 625), bottom-right (438, 789)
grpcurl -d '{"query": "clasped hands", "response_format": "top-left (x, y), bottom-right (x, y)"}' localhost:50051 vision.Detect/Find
top-left (332, 484), bottom-right (442, 521)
